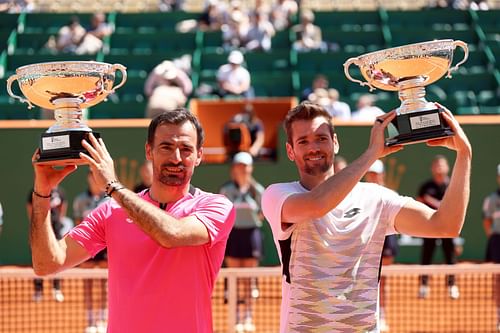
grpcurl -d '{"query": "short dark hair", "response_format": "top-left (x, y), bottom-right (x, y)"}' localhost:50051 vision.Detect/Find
top-left (147, 108), bottom-right (205, 149)
top-left (283, 102), bottom-right (335, 145)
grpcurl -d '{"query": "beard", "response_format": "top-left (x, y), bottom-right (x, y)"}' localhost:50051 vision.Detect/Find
top-left (303, 154), bottom-right (333, 176)
top-left (157, 163), bottom-right (189, 186)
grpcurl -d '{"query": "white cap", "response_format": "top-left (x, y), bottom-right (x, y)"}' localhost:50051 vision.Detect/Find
top-left (233, 152), bottom-right (253, 165)
top-left (228, 50), bottom-right (244, 65)
top-left (497, 164), bottom-right (500, 176)
top-left (368, 160), bottom-right (384, 174)
top-left (153, 60), bottom-right (177, 80)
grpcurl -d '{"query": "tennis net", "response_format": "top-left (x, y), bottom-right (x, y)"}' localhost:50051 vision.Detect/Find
top-left (1, 264), bottom-right (499, 333)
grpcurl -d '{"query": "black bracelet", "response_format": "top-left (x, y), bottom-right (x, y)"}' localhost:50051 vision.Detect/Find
top-left (105, 180), bottom-right (119, 195)
top-left (33, 190), bottom-right (51, 199)
top-left (107, 183), bottom-right (125, 197)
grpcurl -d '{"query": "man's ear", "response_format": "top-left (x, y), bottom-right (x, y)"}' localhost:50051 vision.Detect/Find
top-left (145, 142), bottom-right (152, 161)
top-left (195, 147), bottom-right (203, 167)
top-left (286, 142), bottom-right (295, 162)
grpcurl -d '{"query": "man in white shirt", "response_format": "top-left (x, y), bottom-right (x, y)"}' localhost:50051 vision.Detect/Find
top-left (217, 50), bottom-right (253, 98)
top-left (262, 102), bottom-right (472, 332)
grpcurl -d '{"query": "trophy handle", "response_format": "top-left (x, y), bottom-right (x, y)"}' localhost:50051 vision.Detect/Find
top-left (343, 57), bottom-right (376, 92)
top-left (447, 40), bottom-right (469, 78)
top-left (6, 74), bottom-right (34, 109)
top-left (108, 64), bottom-right (128, 93)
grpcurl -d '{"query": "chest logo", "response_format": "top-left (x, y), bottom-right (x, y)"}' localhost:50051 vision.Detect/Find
top-left (344, 208), bottom-right (361, 218)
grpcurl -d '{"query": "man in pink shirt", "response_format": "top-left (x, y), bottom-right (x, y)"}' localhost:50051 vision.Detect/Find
top-left (29, 108), bottom-right (235, 333)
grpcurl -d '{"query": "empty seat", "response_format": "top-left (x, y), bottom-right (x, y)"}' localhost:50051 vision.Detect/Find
top-left (20, 13), bottom-right (94, 34)
top-left (109, 31), bottom-right (200, 55)
top-left (114, 12), bottom-right (200, 34)
top-left (387, 9), bottom-right (472, 31)
top-left (313, 10), bottom-right (381, 31)
top-left (322, 29), bottom-right (386, 53)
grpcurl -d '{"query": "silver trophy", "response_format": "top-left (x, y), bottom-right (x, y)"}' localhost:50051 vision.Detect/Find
top-left (344, 39), bottom-right (468, 146)
top-left (7, 61), bottom-right (127, 165)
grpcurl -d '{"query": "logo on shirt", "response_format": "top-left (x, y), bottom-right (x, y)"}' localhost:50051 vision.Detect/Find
top-left (344, 208), bottom-right (361, 218)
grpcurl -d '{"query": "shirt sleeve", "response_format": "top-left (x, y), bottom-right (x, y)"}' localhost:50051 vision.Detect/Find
top-left (261, 183), bottom-right (297, 241)
top-left (68, 200), bottom-right (109, 258)
top-left (192, 194), bottom-right (235, 248)
top-left (379, 185), bottom-right (412, 235)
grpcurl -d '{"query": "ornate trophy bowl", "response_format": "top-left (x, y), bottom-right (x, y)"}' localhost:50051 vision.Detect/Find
top-left (344, 39), bottom-right (468, 146)
top-left (6, 61), bottom-right (127, 165)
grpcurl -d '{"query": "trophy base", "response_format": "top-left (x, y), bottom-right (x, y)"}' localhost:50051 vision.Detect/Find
top-left (36, 131), bottom-right (101, 165)
top-left (386, 107), bottom-right (454, 146)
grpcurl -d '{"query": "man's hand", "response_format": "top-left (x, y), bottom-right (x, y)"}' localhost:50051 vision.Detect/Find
top-left (426, 104), bottom-right (472, 155)
top-left (368, 110), bottom-right (404, 159)
top-left (32, 149), bottom-right (77, 196)
top-left (79, 133), bottom-right (118, 191)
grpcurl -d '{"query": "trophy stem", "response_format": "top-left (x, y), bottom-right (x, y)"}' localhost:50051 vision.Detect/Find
top-left (397, 77), bottom-right (434, 115)
top-left (48, 98), bottom-right (91, 133)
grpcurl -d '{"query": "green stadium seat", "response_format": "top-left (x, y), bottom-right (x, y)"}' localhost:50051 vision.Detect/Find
top-left (201, 30), bottom-right (224, 52)
top-left (455, 106), bottom-right (480, 115)
top-left (109, 31), bottom-right (199, 55)
top-left (474, 10), bottom-right (500, 31)
top-left (111, 75), bottom-right (146, 103)
top-left (251, 72), bottom-right (295, 97)
top-left (0, 13), bottom-right (19, 31)
top-left (390, 28), bottom-right (479, 49)
top-left (313, 11), bottom-right (381, 31)
top-left (0, 102), bottom-right (41, 120)
top-left (295, 50), bottom-right (360, 74)
top-left (9, 32), bottom-right (55, 55)
top-left (88, 101), bottom-right (147, 119)
top-left (322, 29), bottom-right (385, 53)
top-left (104, 52), bottom-right (193, 78)
top-left (114, 12), bottom-right (200, 34)
top-left (456, 49), bottom-right (492, 74)
top-left (20, 13), bottom-right (95, 34)
top-left (386, 9), bottom-right (472, 31)
top-left (478, 106), bottom-right (500, 115)
top-left (435, 72), bottom-right (498, 96)
top-left (245, 50), bottom-right (291, 72)
top-left (270, 30), bottom-right (292, 50)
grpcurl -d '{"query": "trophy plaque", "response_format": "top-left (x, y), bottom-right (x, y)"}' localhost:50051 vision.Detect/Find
top-left (344, 40), bottom-right (468, 146)
top-left (6, 61), bottom-right (127, 165)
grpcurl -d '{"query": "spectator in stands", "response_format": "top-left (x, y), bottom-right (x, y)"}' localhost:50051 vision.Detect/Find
top-left (223, 103), bottom-right (265, 159)
top-left (27, 187), bottom-right (72, 303)
top-left (307, 88), bottom-right (351, 120)
top-left (469, 0), bottom-right (489, 10)
top-left (46, 16), bottom-right (87, 54)
top-left (481, 164), bottom-right (500, 332)
top-left (144, 60), bottom-right (193, 118)
top-left (291, 9), bottom-right (326, 52)
top-left (216, 50), bottom-right (253, 98)
top-left (73, 170), bottom-right (109, 333)
top-left (221, 10), bottom-right (249, 50)
top-left (198, 0), bottom-right (226, 31)
top-left (351, 94), bottom-right (385, 121)
top-left (245, 10), bottom-right (275, 52)
top-left (133, 160), bottom-right (154, 193)
top-left (417, 155), bottom-right (461, 300)
top-left (301, 74), bottom-right (329, 102)
top-left (0, 0), bottom-right (35, 13)
top-left (364, 159), bottom-right (399, 332)
top-left (74, 13), bottom-right (113, 55)
top-left (219, 151), bottom-right (265, 333)
top-left (270, 0), bottom-right (298, 31)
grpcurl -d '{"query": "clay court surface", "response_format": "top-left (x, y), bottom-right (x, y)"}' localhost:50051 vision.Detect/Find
top-left (1, 265), bottom-right (499, 333)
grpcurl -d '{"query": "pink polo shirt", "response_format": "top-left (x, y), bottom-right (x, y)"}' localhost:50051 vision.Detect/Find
top-left (68, 188), bottom-right (235, 333)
